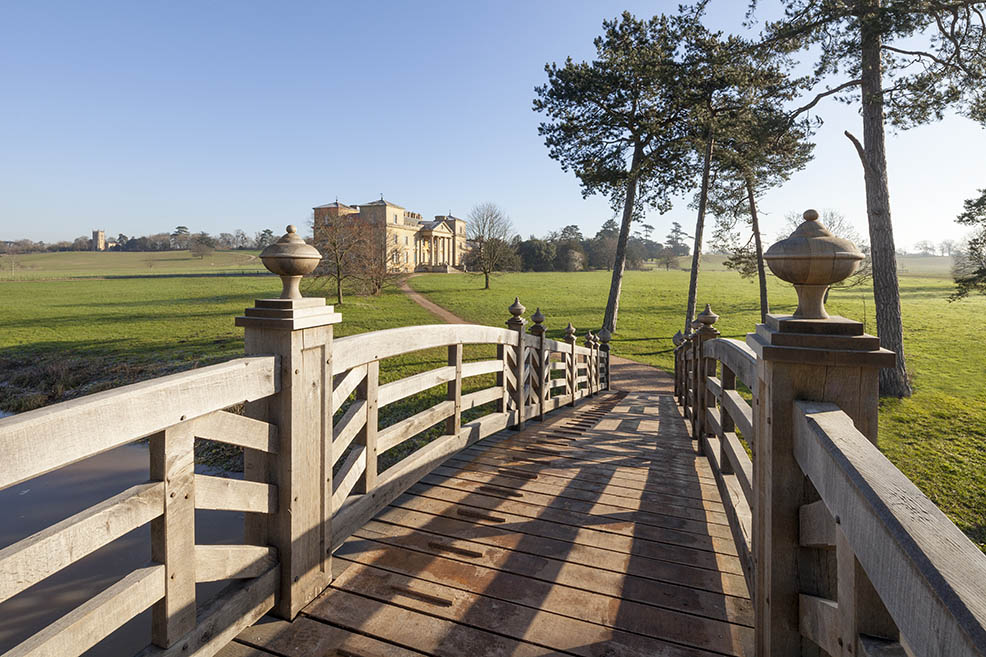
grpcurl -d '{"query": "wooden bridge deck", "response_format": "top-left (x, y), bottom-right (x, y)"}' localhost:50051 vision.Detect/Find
top-left (222, 361), bottom-right (753, 657)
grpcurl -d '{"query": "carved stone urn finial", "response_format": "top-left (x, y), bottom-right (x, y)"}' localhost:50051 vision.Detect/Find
top-left (764, 209), bottom-right (865, 319)
top-left (506, 297), bottom-right (526, 329)
top-left (696, 304), bottom-right (719, 326)
top-left (259, 225), bottom-right (323, 300)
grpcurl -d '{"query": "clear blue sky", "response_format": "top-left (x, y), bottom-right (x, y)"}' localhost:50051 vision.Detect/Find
top-left (1, 1), bottom-right (982, 250)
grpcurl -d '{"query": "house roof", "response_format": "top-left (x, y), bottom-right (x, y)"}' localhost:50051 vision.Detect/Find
top-left (313, 201), bottom-right (354, 210)
top-left (359, 199), bottom-right (405, 210)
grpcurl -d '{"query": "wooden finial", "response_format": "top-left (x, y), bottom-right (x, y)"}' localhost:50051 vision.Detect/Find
top-left (507, 297), bottom-right (526, 329)
top-left (529, 307), bottom-right (546, 336)
top-left (259, 225), bottom-right (323, 299)
top-left (564, 322), bottom-right (576, 344)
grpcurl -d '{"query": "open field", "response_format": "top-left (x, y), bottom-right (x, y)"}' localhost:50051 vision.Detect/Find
top-left (1, 251), bottom-right (982, 549)
top-left (0, 249), bottom-right (267, 279)
top-left (408, 268), bottom-right (986, 550)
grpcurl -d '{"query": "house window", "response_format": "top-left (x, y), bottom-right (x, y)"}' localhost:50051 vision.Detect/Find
top-left (394, 213), bottom-right (398, 224)
top-left (405, 236), bottom-right (409, 245)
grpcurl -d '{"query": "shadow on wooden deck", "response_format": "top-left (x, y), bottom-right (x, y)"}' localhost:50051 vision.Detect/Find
top-left (221, 359), bottom-right (753, 657)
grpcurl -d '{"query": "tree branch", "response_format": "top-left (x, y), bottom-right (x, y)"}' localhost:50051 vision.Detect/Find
top-left (790, 79), bottom-right (862, 118)
top-left (844, 130), bottom-right (872, 177)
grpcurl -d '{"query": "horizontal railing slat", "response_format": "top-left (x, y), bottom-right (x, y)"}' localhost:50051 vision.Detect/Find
top-left (376, 401), bottom-right (456, 454)
top-left (0, 356), bottom-right (278, 492)
top-left (461, 359), bottom-right (503, 379)
top-left (194, 475), bottom-right (276, 515)
top-left (190, 411), bottom-right (278, 454)
top-left (195, 545), bottom-right (277, 583)
top-left (461, 387), bottom-right (502, 411)
top-left (703, 338), bottom-right (756, 389)
top-left (721, 389), bottom-right (754, 441)
top-left (377, 366), bottom-right (456, 408)
top-left (0, 482), bottom-right (164, 605)
top-left (332, 324), bottom-right (516, 373)
top-left (5, 564), bottom-right (165, 657)
top-left (794, 401), bottom-right (986, 657)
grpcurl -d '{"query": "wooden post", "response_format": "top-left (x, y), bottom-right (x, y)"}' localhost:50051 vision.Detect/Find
top-left (355, 360), bottom-right (379, 494)
top-left (529, 308), bottom-right (547, 422)
top-left (719, 364), bottom-right (736, 476)
top-left (149, 423), bottom-right (196, 647)
top-left (598, 328), bottom-right (611, 391)
top-left (235, 226), bottom-right (342, 620)
top-left (446, 343), bottom-right (463, 435)
top-left (748, 313), bottom-right (895, 655)
top-left (693, 305), bottom-right (720, 449)
top-left (506, 297), bottom-right (527, 429)
top-left (564, 322), bottom-right (577, 407)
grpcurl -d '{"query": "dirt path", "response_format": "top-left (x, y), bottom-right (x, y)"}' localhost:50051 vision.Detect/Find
top-left (398, 276), bottom-right (467, 324)
top-left (397, 277), bottom-right (674, 390)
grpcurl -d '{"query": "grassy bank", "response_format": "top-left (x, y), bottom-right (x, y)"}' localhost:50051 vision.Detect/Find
top-left (408, 268), bottom-right (986, 550)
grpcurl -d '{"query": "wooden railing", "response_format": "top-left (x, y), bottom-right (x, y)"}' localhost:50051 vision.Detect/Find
top-left (675, 305), bottom-right (986, 656)
top-left (0, 296), bottom-right (608, 657)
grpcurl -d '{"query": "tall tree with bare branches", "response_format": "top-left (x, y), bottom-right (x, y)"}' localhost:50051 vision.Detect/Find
top-left (465, 202), bottom-right (516, 290)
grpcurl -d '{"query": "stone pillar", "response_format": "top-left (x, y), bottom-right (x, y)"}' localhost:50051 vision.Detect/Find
top-left (235, 225), bottom-right (341, 620)
top-left (751, 210), bottom-right (895, 655)
top-left (506, 298), bottom-right (527, 429)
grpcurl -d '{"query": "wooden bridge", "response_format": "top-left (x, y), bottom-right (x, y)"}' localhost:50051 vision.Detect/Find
top-left (2, 222), bottom-right (986, 657)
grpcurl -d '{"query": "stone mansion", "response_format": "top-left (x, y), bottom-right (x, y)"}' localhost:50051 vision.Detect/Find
top-left (312, 198), bottom-right (469, 273)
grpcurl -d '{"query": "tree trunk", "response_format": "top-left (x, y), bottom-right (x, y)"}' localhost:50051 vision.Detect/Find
top-left (684, 130), bottom-right (715, 333)
top-left (336, 275), bottom-right (343, 306)
top-left (484, 271), bottom-right (490, 289)
top-left (745, 175), bottom-right (769, 323)
top-left (603, 143), bottom-right (643, 334)
top-left (856, 3), bottom-right (912, 397)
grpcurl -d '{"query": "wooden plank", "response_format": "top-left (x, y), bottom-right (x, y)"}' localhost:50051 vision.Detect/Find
top-left (461, 358), bottom-right (503, 379)
top-left (794, 401), bottom-right (986, 657)
top-left (5, 565), bottom-right (165, 657)
top-left (721, 389), bottom-right (754, 441)
top-left (324, 560), bottom-right (751, 656)
top-left (305, 586), bottom-right (551, 657)
top-left (406, 481), bottom-right (739, 556)
top-left (137, 566), bottom-right (278, 657)
top-left (332, 324), bottom-right (515, 372)
top-left (799, 594), bottom-right (841, 657)
top-left (195, 545), bottom-right (277, 582)
top-left (460, 386), bottom-right (501, 411)
top-left (701, 434), bottom-right (754, 591)
top-left (719, 431), bottom-right (753, 503)
top-left (190, 411), bottom-right (278, 454)
top-left (0, 482), bottom-right (164, 605)
top-left (234, 617), bottom-right (422, 657)
top-left (332, 445), bottom-right (367, 510)
top-left (376, 400), bottom-right (455, 454)
top-left (330, 412), bottom-right (509, 550)
top-left (362, 507), bottom-right (749, 597)
top-left (858, 636), bottom-right (909, 657)
top-left (329, 399), bottom-right (366, 465)
top-left (446, 344), bottom-right (462, 437)
top-left (213, 642), bottom-right (279, 657)
top-left (377, 365), bottom-right (456, 408)
top-left (703, 338), bottom-right (756, 389)
top-left (150, 424), bottom-right (197, 647)
top-left (0, 356), bottom-right (278, 491)
top-left (348, 523), bottom-right (754, 626)
top-left (355, 360), bottom-right (378, 494)
top-left (194, 475), bottom-right (276, 515)
top-left (799, 499), bottom-right (835, 548)
top-left (330, 364), bottom-right (366, 415)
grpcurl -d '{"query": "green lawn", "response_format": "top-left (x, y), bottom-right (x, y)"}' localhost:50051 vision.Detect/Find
top-left (0, 249), bottom-right (267, 280)
top-left (409, 269), bottom-right (986, 550)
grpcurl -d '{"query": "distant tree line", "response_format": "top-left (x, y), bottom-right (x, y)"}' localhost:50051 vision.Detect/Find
top-left (0, 226), bottom-right (278, 255)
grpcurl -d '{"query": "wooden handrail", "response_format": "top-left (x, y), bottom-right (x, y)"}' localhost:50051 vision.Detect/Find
top-left (0, 297), bottom-right (609, 657)
top-left (794, 401), bottom-right (986, 657)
